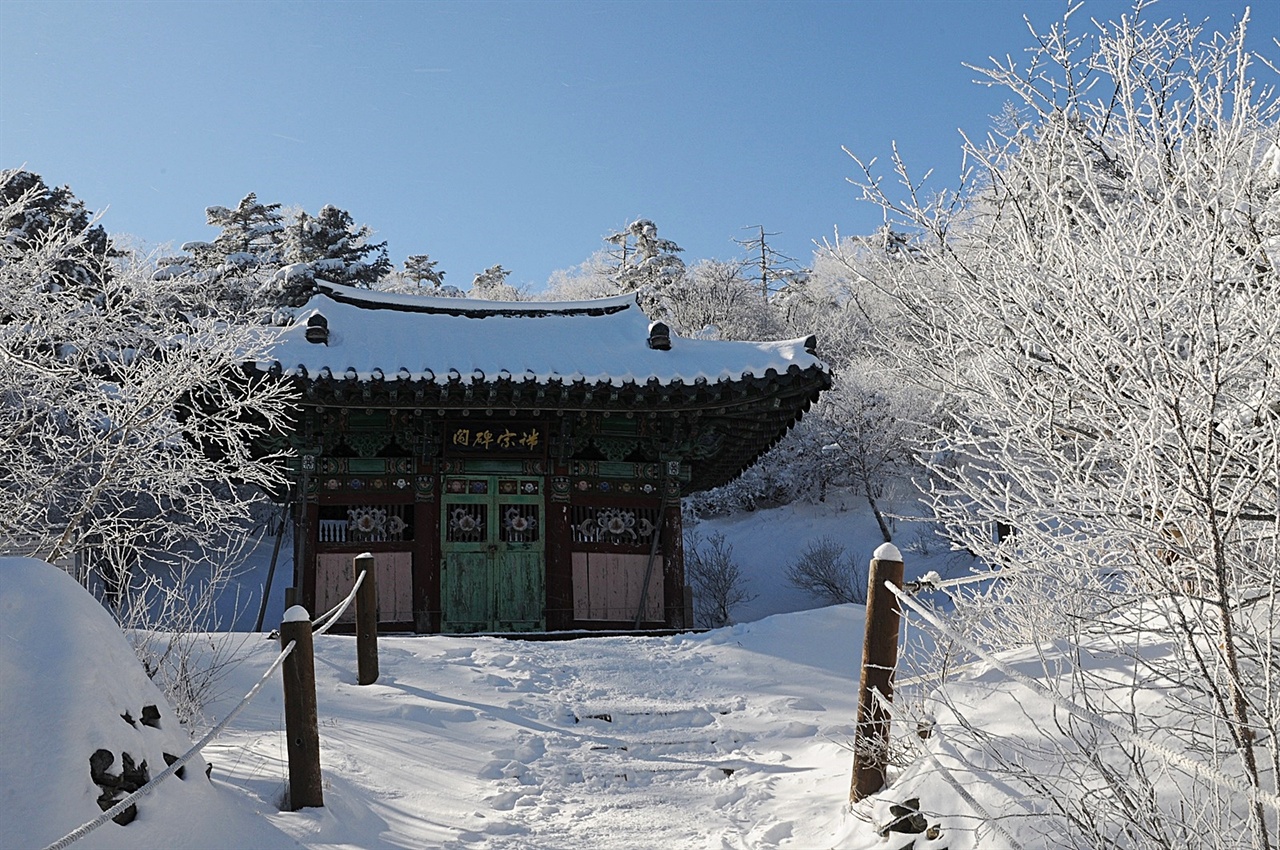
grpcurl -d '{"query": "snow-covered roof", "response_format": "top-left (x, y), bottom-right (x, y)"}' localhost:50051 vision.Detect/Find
top-left (260, 283), bottom-right (826, 387)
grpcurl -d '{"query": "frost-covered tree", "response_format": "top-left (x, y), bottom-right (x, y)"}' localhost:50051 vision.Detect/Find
top-left (811, 366), bottom-right (932, 541)
top-left (733, 225), bottom-right (808, 302)
top-left (606, 218), bottom-right (686, 313)
top-left (543, 248), bottom-right (624, 301)
top-left (665, 258), bottom-right (777, 340)
top-left (0, 192), bottom-right (296, 721)
top-left (469, 264), bottom-right (523, 300)
top-left (843, 6), bottom-right (1280, 845)
top-left (1, 169), bottom-right (118, 298)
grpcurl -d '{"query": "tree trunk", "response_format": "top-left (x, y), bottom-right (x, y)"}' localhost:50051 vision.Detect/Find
top-left (864, 479), bottom-right (892, 543)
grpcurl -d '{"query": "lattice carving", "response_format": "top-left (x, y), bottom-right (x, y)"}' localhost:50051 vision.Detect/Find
top-left (500, 504), bottom-right (539, 543)
top-left (570, 505), bottom-right (659, 547)
top-left (446, 504), bottom-right (487, 543)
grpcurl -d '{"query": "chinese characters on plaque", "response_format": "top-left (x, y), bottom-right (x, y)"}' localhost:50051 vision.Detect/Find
top-left (445, 422), bottom-right (546, 456)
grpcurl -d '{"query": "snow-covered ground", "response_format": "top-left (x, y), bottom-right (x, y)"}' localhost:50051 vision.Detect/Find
top-left (200, 606), bottom-right (871, 849)
top-left (7, 495), bottom-right (992, 850)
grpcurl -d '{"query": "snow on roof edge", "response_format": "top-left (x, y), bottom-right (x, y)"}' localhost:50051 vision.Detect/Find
top-left (317, 281), bottom-right (638, 316)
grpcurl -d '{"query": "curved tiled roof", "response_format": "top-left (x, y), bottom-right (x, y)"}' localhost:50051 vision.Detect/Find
top-left (257, 282), bottom-right (825, 387)
top-left (255, 283), bottom-right (830, 492)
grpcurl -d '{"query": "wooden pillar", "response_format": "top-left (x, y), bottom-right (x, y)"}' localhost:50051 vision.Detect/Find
top-left (413, 496), bottom-right (440, 633)
top-left (300, 501), bottom-right (319, 613)
top-left (280, 606), bottom-right (323, 809)
top-left (544, 496), bottom-right (574, 631)
top-left (353, 553), bottom-right (379, 685)
top-left (851, 542), bottom-right (905, 802)
top-left (661, 501), bottom-right (684, 628)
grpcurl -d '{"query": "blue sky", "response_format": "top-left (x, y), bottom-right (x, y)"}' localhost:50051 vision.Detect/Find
top-left (2, 0), bottom-right (1274, 292)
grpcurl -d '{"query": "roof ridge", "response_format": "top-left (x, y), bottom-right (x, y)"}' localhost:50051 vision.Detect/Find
top-left (317, 282), bottom-right (637, 318)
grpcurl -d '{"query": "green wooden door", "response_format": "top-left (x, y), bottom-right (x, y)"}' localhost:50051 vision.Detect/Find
top-left (441, 475), bottom-right (545, 632)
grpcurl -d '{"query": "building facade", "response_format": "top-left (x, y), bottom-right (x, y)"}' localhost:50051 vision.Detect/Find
top-left (257, 283), bottom-right (828, 633)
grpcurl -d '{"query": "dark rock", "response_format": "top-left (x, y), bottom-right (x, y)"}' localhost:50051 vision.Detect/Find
top-left (89, 749), bottom-right (116, 786)
top-left (90, 749), bottom-right (149, 827)
top-left (120, 710), bottom-right (136, 727)
top-left (95, 792), bottom-right (137, 826)
top-left (886, 798), bottom-right (929, 834)
top-left (163, 752), bottom-right (186, 780)
top-left (119, 752), bottom-right (149, 791)
top-left (140, 704), bottom-right (161, 729)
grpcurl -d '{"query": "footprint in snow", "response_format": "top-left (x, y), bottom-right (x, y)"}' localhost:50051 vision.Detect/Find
top-left (786, 696), bottom-right (825, 711)
top-left (514, 736), bottom-right (546, 762)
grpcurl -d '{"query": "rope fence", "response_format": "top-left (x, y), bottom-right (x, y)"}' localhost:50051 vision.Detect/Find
top-left (852, 545), bottom-right (1280, 848)
top-left (43, 554), bottom-right (383, 849)
top-left (42, 640), bottom-right (299, 850)
top-left (887, 580), bottom-right (1280, 815)
top-left (312, 569), bottom-right (366, 636)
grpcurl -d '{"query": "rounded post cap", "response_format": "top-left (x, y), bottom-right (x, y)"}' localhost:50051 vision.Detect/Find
top-left (873, 542), bottom-right (903, 562)
top-left (282, 605), bottom-right (311, 623)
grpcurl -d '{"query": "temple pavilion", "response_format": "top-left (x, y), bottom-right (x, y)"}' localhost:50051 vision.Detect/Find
top-left (255, 282), bottom-right (829, 633)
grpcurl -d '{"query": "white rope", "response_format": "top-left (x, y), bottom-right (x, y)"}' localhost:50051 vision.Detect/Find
top-left (922, 734), bottom-right (1028, 850)
top-left (888, 582), bottom-right (1280, 814)
top-left (861, 687), bottom-right (1027, 848)
top-left (311, 570), bottom-right (365, 636)
top-left (42, 640), bottom-right (298, 850)
top-left (906, 569), bottom-right (1013, 593)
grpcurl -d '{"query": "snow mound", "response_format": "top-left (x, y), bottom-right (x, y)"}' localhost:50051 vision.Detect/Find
top-left (0, 557), bottom-right (298, 850)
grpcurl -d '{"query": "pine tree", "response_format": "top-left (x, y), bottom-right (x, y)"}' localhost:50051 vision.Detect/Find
top-left (271, 204), bottom-right (392, 305)
top-left (0, 169), bottom-right (117, 298)
top-left (188, 192), bottom-right (284, 272)
top-left (605, 219), bottom-right (686, 313)
top-left (469, 264), bottom-right (521, 300)
top-left (153, 193), bottom-right (287, 316)
top-left (404, 253), bottom-right (445, 289)
top-left (281, 205), bottom-right (390, 281)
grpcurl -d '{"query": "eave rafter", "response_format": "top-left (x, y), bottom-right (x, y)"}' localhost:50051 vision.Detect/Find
top-left (280, 363), bottom-right (830, 494)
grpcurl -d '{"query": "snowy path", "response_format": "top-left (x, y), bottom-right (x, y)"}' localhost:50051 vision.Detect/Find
top-left (203, 607), bottom-right (866, 849)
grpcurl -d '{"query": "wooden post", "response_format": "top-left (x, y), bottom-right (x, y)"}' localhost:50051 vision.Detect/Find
top-left (354, 552), bottom-right (379, 685)
top-left (280, 605), bottom-right (323, 809)
top-left (851, 542), bottom-right (905, 802)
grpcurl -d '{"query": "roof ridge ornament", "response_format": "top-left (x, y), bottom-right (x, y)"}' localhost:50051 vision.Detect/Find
top-left (648, 321), bottom-right (671, 351)
top-left (305, 313), bottom-right (329, 345)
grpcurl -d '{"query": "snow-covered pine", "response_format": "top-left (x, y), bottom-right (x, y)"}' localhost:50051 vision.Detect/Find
top-left (274, 203), bottom-right (391, 300)
top-left (0, 168), bottom-right (117, 298)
